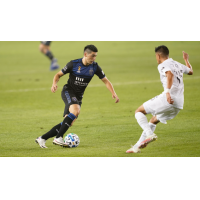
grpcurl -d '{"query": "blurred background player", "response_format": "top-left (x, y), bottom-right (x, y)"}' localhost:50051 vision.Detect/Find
top-left (126, 45), bottom-right (193, 153)
top-left (35, 44), bottom-right (120, 148)
top-left (39, 41), bottom-right (59, 70)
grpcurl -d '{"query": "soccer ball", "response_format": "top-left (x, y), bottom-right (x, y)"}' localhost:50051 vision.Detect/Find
top-left (64, 133), bottom-right (80, 148)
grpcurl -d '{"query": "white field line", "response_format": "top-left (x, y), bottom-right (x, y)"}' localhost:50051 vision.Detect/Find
top-left (1, 76), bottom-right (199, 93)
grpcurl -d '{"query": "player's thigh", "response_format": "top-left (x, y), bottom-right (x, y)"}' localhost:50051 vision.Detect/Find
top-left (156, 107), bottom-right (180, 124)
top-left (135, 105), bottom-right (147, 114)
top-left (61, 89), bottom-right (81, 117)
top-left (143, 94), bottom-right (171, 116)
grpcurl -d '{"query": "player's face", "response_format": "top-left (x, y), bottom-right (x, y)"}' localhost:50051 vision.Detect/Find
top-left (85, 52), bottom-right (97, 65)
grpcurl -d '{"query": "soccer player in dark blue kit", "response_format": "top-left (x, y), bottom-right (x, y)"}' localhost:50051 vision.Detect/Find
top-left (39, 41), bottom-right (59, 70)
top-left (35, 45), bottom-right (120, 148)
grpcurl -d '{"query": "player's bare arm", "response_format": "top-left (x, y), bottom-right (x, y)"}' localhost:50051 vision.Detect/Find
top-left (101, 77), bottom-right (120, 103)
top-left (165, 71), bottom-right (174, 104)
top-left (182, 51), bottom-right (193, 75)
top-left (51, 71), bottom-right (64, 93)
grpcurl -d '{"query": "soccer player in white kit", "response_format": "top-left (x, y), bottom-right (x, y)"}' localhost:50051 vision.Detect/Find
top-left (126, 45), bottom-right (193, 153)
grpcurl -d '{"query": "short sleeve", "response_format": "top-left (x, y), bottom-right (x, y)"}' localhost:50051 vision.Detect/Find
top-left (61, 61), bottom-right (73, 74)
top-left (95, 64), bottom-right (106, 79)
top-left (182, 64), bottom-right (191, 74)
top-left (158, 64), bottom-right (172, 76)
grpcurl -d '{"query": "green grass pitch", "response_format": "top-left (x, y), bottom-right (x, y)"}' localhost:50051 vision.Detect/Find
top-left (0, 41), bottom-right (200, 157)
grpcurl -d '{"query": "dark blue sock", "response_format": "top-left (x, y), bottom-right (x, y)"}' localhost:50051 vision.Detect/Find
top-left (56, 113), bottom-right (77, 138)
top-left (45, 51), bottom-right (54, 60)
top-left (41, 123), bottom-right (62, 140)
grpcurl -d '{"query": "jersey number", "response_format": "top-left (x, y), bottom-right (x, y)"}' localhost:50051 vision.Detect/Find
top-left (173, 64), bottom-right (183, 87)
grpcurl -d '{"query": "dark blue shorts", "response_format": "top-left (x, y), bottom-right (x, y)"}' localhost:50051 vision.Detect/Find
top-left (41, 41), bottom-right (51, 46)
top-left (61, 87), bottom-right (82, 117)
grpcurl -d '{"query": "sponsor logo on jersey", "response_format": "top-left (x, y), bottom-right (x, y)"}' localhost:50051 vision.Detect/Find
top-left (77, 66), bottom-right (81, 73)
top-left (76, 77), bottom-right (84, 82)
top-left (75, 77), bottom-right (88, 86)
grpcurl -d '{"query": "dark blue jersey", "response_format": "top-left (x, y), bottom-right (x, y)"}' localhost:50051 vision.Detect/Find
top-left (61, 58), bottom-right (105, 98)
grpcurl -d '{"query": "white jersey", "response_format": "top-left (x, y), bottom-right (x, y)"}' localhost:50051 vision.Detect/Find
top-left (158, 58), bottom-right (190, 109)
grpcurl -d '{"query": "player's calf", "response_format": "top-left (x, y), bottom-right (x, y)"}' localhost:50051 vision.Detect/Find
top-left (55, 113), bottom-right (77, 139)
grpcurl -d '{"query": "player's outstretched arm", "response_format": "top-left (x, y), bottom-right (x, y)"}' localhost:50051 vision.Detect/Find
top-left (165, 71), bottom-right (174, 104)
top-left (101, 77), bottom-right (119, 103)
top-left (51, 71), bottom-right (64, 93)
top-left (183, 51), bottom-right (193, 75)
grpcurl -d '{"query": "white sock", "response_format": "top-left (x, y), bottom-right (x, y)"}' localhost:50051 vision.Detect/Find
top-left (135, 122), bottom-right (157, 147)
top-left (135, 131), bottom-right (146, 147)
top-left (135, 112), bottom-right (153, 136)
top-left (149, 122), bottom-right (156, 133)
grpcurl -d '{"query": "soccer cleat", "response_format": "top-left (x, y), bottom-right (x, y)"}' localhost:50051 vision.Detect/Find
top-left (139, 142), bottom-right (148, 149)
top-left (139, 133), bottom-right (158, 149)
top-left (50, 58), bottom-right (59, 71)
top-left (53, 137), bottom-right (67, 147)
top-left (35, 136), bottom-right (48, 148)
top-left (126, 145), bottom-right (141, 153)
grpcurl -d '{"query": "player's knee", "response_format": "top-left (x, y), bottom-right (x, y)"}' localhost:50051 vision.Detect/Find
top-left (70, 108), bottom-right (80, 117)
top-left (73, 109), bottom-right (80, 117)
top-left (135, 105), bottom-right (146, 115)
top-left (39, 44), bottom-right (48, 53)
top-left (135, 108), bottom-right (140, 114)
top-left (135, 108), bottom-right (142, 114)
top-left (69, 105), bottom-right (81, 117)
top-left (39, 44), bottom-right (44, 52)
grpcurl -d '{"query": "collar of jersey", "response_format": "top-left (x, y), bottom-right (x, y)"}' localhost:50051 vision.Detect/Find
top-left (159, 58), bottom-right (173, 66)
top-left (81, 58), bottom-right (94, 67)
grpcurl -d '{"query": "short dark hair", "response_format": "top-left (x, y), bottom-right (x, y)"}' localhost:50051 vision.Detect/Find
top-left (155, 45), bottom-right (169, 57)
top-left (84, 45), bottom-right (98, 54)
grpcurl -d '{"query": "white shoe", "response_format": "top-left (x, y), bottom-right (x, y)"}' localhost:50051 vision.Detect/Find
top-left (35, 136), bottom-right (48, 148)
top-left (53, 137), bottom-right (66, 146)
top-left (126, 145), bottom-right (141, 153)
top-left (139, 133), bottom-right (157, 149)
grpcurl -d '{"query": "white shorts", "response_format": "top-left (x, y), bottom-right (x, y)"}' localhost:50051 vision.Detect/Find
top-left (143, 93), bottom-right (181, 124)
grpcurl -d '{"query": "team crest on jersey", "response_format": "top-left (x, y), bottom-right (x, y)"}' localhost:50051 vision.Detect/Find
top-left (72, 97), bottom-right (77, 102)
top-left (89, 68), bottom-right (94, 75)
top-left (77, 66), bottom-right (81, 73)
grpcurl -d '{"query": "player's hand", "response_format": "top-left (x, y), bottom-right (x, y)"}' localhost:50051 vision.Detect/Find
top-left (51, 84), bottom-right (58, 93)
top-left (112, 94), bottom-right (120, 103)
top-left (166, 93), bottom-right (174, 104)
top-left (183, 51), bottom-right (189, 60)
